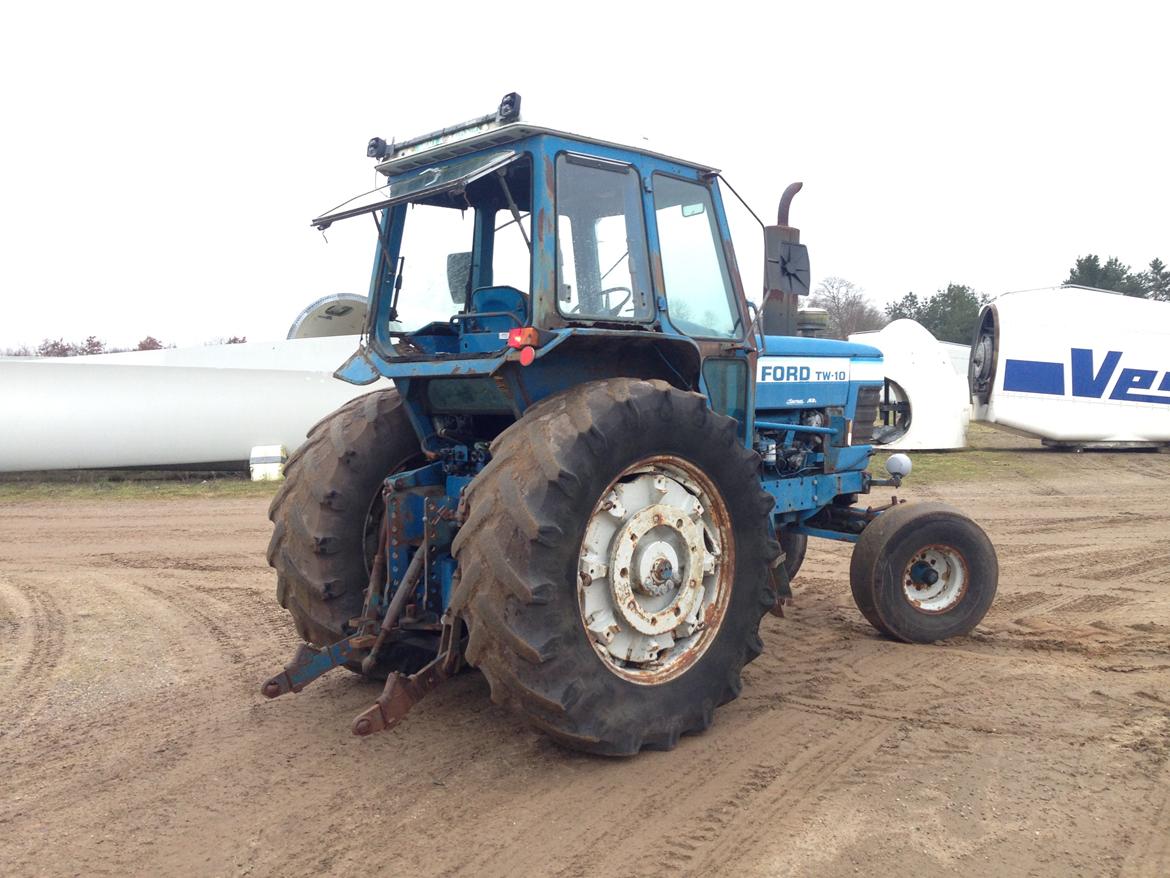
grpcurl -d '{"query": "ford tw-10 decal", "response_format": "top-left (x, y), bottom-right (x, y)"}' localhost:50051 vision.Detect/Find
top-left (757, 357), bottom-right (851, 383)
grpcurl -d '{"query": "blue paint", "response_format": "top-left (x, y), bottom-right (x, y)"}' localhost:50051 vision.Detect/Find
top-left (1111, 368), bottom-right (1163, 404)
top-left (755, 420), bottom-right (838, 436)
top-left (762, 470), bottom-right (866, 515)
top-left (1071, 349), bottom-right (1121, 398)
top-left (1003, 358), bottom-right (1065, 395)
top-left (761, 336), bottom-right (882, 359)
top-left (792, 524), bottom-right (860, 544)
top-left (756, 378), bottom-right (852, 409)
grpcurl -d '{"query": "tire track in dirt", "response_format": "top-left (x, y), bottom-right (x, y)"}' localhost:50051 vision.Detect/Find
top-left (0, 576), bottom-right (66, 745)
top-left (1038, 549), bottom-right (1170, 581)
top-left (1121, 763), bottom-right (1170, 877)
top-left (977, 589), bottom-right (1170, 658)
top-left (0, 554), bottom-right (315, 877)
top-left (0, 567), bottom-right (233, 785)
top-left (683, 721), bottom-right (896, 875)
top-left (519, 713), bottom-right (898, 878)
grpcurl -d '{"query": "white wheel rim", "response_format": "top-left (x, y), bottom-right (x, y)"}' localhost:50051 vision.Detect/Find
top-left (577, 456), bottom-right (732, 685)
top-left (902, 544), bottom-right (968, 613)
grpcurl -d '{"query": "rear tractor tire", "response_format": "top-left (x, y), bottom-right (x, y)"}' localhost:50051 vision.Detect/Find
top-left (266, 389), bottom-right (431, 677)
top-left (849, 502), bottom-right (997, 642)
top-left (450, 378), bottom-right (780, 756)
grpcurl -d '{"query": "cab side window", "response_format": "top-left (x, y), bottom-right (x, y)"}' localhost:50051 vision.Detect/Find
top-left (556, 155), bottom-right (653, 321)
top-left (653, 175), bottom-right (739, 338)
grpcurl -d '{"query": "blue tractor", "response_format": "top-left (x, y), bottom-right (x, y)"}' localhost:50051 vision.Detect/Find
top-left (262, 93), bottom-right (997, 755)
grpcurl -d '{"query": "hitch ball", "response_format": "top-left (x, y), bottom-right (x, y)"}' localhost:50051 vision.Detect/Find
top-left (885, 453), bottom-right (912, 479)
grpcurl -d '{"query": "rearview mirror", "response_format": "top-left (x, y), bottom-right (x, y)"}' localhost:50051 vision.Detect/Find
top-left (446, 251), bottom-right (472, 304)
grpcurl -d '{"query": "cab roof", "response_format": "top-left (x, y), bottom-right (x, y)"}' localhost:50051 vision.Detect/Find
top-left (375, 122), bottom-right (719, 176)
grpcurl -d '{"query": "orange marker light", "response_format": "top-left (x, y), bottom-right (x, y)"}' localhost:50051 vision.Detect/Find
top-left (507, 327), bottom-right (541, 349)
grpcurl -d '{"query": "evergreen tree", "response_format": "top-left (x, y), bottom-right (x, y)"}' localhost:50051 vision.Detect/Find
top-left (1064, 254), bottom-right (1147, 297)
top-left (1138, 258), bottom-right (1169, 301)
top-left (884, 284), bottom-right (987, 343)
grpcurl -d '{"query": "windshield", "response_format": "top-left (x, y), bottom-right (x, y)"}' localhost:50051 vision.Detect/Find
top-left (368, 154), bottom-right (533, 342)
top-left (386, 201), bottom-right (531, 331)
top-left (312, 149), bottom-right (519, 230)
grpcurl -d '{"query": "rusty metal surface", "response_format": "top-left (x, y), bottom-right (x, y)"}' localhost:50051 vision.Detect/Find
top-left (768, 560), bottom-right (792, 618)
top-left (352, 616), bottom-right (464, 736)
top-left (260, 640), bottom-right (363, 699)
top-left (576, 454), bottom-right (735, 686)
top-left (777, 182), bottom-right (803, 227)
top-left (354, 510), bottom-right (391, 639)
top-left (902, 543), bottom-right (971, 614)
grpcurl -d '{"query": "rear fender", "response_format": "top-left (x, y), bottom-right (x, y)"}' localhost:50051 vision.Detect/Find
top-left (500, 332), bottom-right (703, 410)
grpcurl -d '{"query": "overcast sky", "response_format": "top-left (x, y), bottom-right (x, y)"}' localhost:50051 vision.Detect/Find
top-left (1, 1), bottom-right (1166, 349)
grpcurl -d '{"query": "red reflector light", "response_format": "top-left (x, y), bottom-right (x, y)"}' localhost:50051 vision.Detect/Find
top-left (507, 327), bottom-right (540, 349)
top-left (519, 346), bottom-right (536, 366)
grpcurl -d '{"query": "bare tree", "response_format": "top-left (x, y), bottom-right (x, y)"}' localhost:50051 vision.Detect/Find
top-left (80, 336), bottom-right (106, 355)
top-left (36, 338), bottom-right (78, 357)
top-left (809, 277), bottom-right (886, 339)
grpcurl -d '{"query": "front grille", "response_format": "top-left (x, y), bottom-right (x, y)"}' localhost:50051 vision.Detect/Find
top-left (852, 385), bottom-right (881, 444)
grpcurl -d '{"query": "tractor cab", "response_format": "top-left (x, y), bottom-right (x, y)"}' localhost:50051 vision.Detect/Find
top-left (313, 94), bottom-right (760, 440)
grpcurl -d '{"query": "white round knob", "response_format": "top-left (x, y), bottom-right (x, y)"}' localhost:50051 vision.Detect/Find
top-left (886, 453), bottom-right (912, 478)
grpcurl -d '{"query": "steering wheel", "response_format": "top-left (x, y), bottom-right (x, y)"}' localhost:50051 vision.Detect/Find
top-left (599, 286), bottom-right (632, 316)
top-left (568, 286), bottom-right (634, 317)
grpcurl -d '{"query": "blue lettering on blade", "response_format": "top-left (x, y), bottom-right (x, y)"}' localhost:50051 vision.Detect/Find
top-left (1071, 349), bottom-right (1122, 397)
top-left (1003, 349), bottom-right (1169, 405)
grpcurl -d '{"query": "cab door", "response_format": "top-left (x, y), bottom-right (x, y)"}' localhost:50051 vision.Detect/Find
top-left (648, 173), bottom-right (753, 442)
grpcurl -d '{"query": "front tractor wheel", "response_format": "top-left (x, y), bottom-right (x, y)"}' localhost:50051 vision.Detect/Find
top-left (451, 379), bottom-right (779, 756)
top-left (849, 502), bottom-right (997, 642)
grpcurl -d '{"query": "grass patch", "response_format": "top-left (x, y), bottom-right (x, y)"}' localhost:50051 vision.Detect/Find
top-left (880, 424), bottom-right (1063, 486)
top-left (0, 426), bottom-right (1089, 501)
top-left (901, 448), bottom-right (1061, 485)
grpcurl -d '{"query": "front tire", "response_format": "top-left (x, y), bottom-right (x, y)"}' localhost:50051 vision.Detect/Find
top-left (849, 502), bottom-right (997, 642)
top-left (451, 379), bottom-right (779, 755)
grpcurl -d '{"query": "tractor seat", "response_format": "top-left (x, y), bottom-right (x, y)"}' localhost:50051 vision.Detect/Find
top-left (465, 285), bottom-right (528, 335)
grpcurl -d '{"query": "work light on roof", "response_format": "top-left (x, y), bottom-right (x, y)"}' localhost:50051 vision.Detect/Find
top-left (365, 91), bottom-right (522, 162)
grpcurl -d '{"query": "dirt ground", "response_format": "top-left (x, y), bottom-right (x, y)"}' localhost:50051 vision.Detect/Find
top-left (2, 447), bottom-right (1169, 878)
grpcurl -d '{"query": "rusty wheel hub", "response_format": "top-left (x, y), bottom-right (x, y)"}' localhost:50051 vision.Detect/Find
top-left (902, 544), bottom-right (968, 613)
top-left (577, 457), bottom-right (732, 684)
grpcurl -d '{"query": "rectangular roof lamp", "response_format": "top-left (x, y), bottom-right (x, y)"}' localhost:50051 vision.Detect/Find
top-left (365, 92), bottom-right (521, 166)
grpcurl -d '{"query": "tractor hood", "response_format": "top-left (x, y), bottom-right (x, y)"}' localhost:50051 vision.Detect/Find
top-left (760, 336), bottom-right (882, 359)
top-left (756, 336), bottom-right (884, 411)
